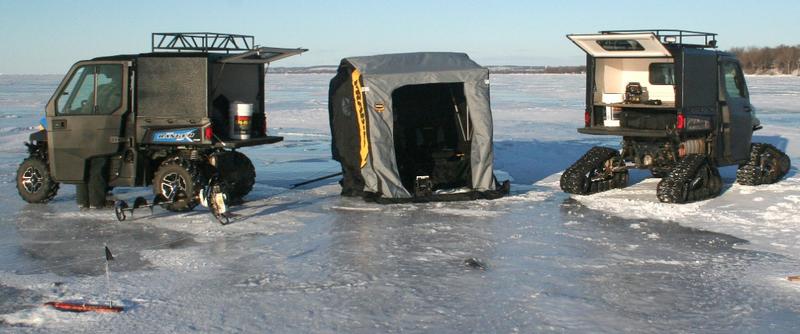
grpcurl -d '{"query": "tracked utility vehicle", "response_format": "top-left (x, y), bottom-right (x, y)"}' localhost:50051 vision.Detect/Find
top-left (561, 30), bottom-right (790, 203)
top-left (16, 33), bottom-right (307, 211)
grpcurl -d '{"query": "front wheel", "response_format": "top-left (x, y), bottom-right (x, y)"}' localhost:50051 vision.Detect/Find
top-left (152, 158), bottom-right (205, 212)
top-left (17, 156), bottom-right (59, 203)
top-left (736, 143), bottom-right (791, 186)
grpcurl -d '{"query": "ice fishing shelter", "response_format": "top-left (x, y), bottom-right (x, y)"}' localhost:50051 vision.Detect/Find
top-left (329, 52), bottom-right (508, 202)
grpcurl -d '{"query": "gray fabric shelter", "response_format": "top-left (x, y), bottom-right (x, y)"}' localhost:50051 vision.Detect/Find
top-left (329, 52), bottom-right (504, 201)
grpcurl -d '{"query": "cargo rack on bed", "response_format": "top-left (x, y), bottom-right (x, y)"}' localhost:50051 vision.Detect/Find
top-left (151, 32), bottom-right (255, 53)
top-left (599, 29), bottom-right (717, 49)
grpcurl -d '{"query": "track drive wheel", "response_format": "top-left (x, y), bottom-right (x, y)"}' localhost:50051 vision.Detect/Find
top-left (213, 151), bottom-right (256, 204)
top-left (736, 143), bottom-right (791, 186)
top-left (153, 158), bottom-right (206, 212)
top-left (656, 154), bottom-right (722, 204)
top-left (560, 146), bottom-right (628, 195)
top-left (16, 156), bottom-right (60, 203)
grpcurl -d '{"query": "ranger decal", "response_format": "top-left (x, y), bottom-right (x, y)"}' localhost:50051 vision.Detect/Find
top-left (152, 128), bottom-right (201, 143)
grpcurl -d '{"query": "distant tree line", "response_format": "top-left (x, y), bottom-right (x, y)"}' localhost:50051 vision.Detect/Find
top-left (729, 45), bottom-right (800, 75)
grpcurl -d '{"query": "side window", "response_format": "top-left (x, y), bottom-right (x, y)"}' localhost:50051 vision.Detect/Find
top-left (55, 64), bottom-right (123, 115)
top-left (95, 64), bottom-right (123, 114)
top-left (649, 63), bottom-right (675, 85)
top-left (56, 66), bottom-right (95, 115)
top-left (595, 39), bottom-right (645, 51)
top-left (722, 62), bottom-right (747, 98)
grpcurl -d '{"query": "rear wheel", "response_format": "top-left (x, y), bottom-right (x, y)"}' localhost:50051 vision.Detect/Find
top-left (214, 151), bottom-right (256, 204)
top-left (153, 158), bottom-right (205, 212)
top-left (17, 156), bottom-right (59, 203)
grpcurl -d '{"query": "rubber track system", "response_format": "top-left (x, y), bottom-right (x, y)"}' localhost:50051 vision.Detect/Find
top-left (736, 143), bottom-right (791, 186)
top-left (656, 154), bottom-right (722, 204)
top-left (560, 146), bottom-right (628, 195)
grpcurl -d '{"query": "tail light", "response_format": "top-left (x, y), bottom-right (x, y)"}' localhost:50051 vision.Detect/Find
top-left (204, 127), bottom-right (214, 141)
top-left (676, 114), bottom-right (686, 130)
top-left (584, 110), bottom-right (591, 127)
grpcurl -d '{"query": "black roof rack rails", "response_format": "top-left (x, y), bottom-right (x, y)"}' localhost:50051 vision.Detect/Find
top-left (151, 32), bottom-right (255, 53)
top-left (599, 29), bottom-right (718, 48)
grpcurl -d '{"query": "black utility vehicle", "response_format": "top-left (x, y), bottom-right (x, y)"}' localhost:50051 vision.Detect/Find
top-left (561, 30), bottom-right (790, 203)
top-left (16, 33), bottom-right (306, 210)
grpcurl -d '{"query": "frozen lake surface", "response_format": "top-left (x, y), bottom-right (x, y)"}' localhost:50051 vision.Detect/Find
top-left (0, 74), bottom-right (798, 332)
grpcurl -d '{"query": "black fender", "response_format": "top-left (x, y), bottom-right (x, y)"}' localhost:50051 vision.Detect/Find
top-left (29, 129), bottom-right (47, 143)
top-left (25, 130), bottom-right (48, 157)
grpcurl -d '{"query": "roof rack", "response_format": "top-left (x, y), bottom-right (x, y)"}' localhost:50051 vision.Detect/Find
top-left (599, 29), bottom-right (718, 48)
top-left (152, 32), bottom-right (255, 53)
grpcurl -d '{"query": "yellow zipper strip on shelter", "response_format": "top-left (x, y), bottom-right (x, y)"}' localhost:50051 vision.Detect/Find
top-left (351, 69), bottom-right (369, 168)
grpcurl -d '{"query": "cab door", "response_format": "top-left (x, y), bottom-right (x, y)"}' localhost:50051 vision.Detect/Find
top-left (718, 58), bottom-right (753, 164)
top-left (46, 61), bottom-right (129, 182)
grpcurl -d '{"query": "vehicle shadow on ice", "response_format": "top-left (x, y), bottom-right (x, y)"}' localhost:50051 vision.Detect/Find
top-left (494, 139), bottom-right (599, 184)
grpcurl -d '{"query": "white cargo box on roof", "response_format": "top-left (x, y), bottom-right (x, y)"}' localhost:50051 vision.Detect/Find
top-left (567, 33), bottom-right (672, 58)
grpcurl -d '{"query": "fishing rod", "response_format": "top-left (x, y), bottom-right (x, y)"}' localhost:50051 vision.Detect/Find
top-left (290, 171), bottom-right (343, 189)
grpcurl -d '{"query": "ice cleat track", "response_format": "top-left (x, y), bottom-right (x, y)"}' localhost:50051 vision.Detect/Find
top-left (656, 154), bottom-right (722, 204)
top-left (560, 146), bottom-right (628, 195)
top-left (736, 143), bottom-right (791, 186)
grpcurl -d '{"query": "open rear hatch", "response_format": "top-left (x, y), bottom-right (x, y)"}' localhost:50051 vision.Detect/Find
top-left (220, 47), bottom-right (308, 64)
top-left (567, 33), bottom-right (671, 58)
top-left (213, 46), bottom-right (308, 147)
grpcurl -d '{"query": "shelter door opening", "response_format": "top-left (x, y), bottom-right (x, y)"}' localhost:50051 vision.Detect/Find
top-left (392, 83), bottom-right (471, 195)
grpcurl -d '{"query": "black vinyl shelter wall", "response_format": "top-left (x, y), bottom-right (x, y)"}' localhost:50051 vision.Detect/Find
top-left (136, 56), bottom-right (208, 143)
top-left (137, 56), bottom-right (208, 120)
top-left (677, 47), bottom-right (718, 113)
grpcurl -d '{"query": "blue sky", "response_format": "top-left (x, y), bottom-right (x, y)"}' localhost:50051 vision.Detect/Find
top-left (1, 0), bottom-right (798, 74)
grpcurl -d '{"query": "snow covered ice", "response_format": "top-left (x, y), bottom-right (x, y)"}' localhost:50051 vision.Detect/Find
top-left (0, 74), bottom-right (798, 332)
